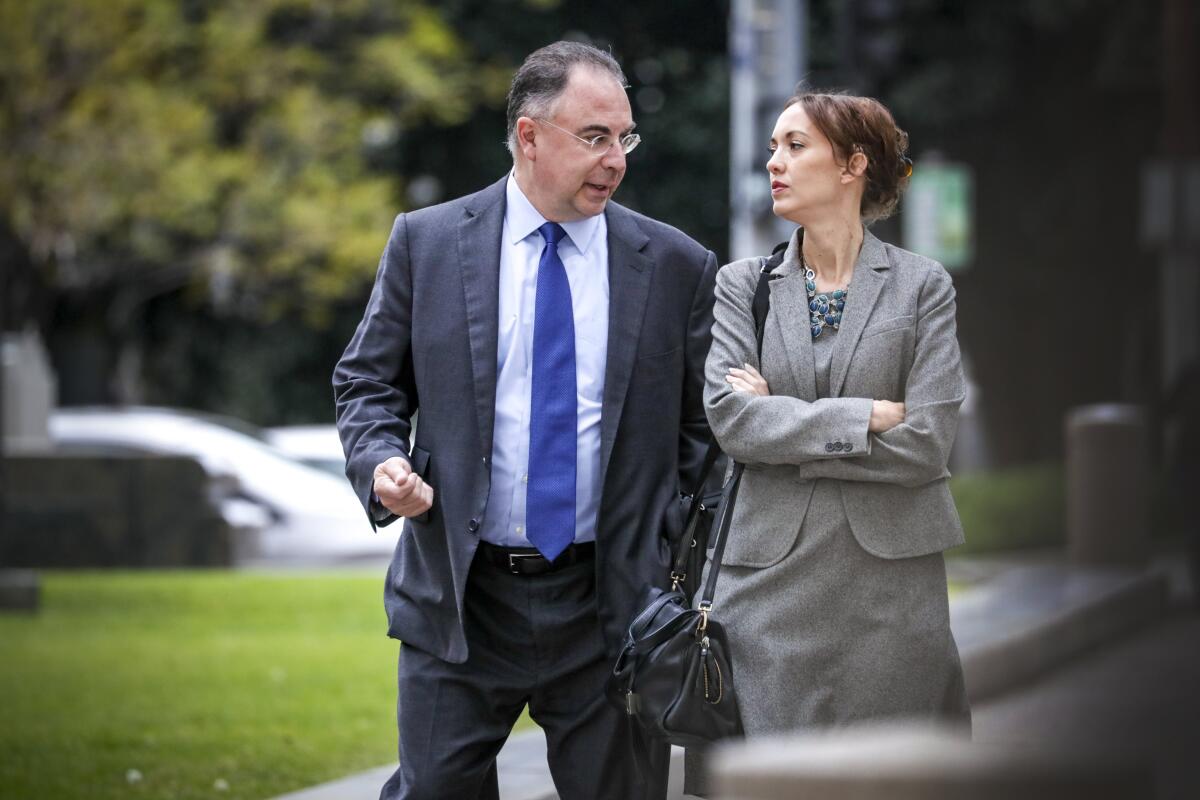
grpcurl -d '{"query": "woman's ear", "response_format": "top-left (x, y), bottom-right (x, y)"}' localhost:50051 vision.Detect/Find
top-left (842, 150), bottom-right (869, 183)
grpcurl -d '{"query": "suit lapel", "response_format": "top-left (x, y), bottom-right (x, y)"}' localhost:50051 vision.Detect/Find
top-left (599, 203), bottom-right (653, 484)
top-left (829, 229), bottom-right (890, 397)
top-left (456, 177), bottom-right (507, 459)
top-left (767, 231), bottom-right (818, 400)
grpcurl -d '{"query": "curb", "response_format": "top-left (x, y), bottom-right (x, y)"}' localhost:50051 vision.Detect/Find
top-left (952, 565), bottom-right (1169, 702)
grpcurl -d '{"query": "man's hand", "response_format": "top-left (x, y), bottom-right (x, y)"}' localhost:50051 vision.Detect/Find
top-left (869, 400), bottom-right (906, 433)
top-left (373, 457), bottom-right (434, 517)
top-left (726, 363), bottom-right (771, 397)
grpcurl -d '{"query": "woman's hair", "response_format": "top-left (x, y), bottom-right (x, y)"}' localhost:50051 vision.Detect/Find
top-left (783, 88), bottom-right (912, 222)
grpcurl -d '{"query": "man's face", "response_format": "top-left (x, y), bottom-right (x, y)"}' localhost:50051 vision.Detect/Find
top-left (519, 66), bottom-right (634, 222)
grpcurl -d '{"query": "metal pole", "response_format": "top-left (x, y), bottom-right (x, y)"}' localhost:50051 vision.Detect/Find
top-left (1161, 0), bottom-right (1199, 393)
top-left (730, 0), bottom-right (808, 261)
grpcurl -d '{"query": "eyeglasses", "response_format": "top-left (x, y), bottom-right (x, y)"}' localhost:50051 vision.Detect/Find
top-left (536, 118), bottom-right (641, 155)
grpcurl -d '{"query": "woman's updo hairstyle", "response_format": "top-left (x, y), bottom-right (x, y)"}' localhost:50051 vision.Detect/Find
top-left (783, 88), bottom-right (912, 222)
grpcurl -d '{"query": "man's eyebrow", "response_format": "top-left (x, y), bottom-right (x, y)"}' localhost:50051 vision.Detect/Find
top-left (578, 122), bottom-right (638, 136)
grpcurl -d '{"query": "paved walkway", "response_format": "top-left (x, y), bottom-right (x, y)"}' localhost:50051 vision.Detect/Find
top-left (271, 551), bottom-right (1180, 800)
top-left (973, 612), bottom-right (1200, 800)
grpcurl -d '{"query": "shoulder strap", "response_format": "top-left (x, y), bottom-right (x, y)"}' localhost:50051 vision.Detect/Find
top-left (669, 243), bottom-right (788, 591)
top-left (752, 244), bottom-right (786, 345)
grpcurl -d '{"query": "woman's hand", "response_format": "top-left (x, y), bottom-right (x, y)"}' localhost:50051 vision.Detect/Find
top-left (727, 363), bottom-right (771, 397)
top-left (869, 400), bottom-right (906, 433)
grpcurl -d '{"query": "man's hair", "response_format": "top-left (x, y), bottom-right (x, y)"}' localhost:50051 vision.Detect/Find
top-left (506, 41), bottom-right (627, 154)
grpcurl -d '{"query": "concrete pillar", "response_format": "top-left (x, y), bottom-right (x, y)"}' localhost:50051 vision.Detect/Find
top-left (0, 569), bottom-right (40, 612)
top-left (2, 329), bottom-right (56, 453)
top-left (1065, 404), bottom-right (1151, 566)
top-left (710, 725), bottom-right (1150, 800)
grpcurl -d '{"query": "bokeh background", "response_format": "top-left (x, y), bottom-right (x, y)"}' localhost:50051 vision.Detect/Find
top-left (2, 1), bottom-right (1197, 799)
top-left (2, 0), bottom-right (1192, 463)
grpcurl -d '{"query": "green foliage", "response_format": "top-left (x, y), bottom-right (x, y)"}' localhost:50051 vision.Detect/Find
top-left (949, 463), bottom-right (1066, 555)
top-left (0, 0), bottom-right (486, 322)
top-left (0, 570), bottom-right (535, 800)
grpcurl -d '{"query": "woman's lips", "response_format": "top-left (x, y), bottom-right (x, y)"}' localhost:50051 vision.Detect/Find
top-left (771, 181), bottom-right (788, 195)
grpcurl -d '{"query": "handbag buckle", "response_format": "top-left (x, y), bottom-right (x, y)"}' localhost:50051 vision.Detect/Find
top-left (625, 691), bottom-right (641, 715)
top-left (670, 571), bottom-right (685, 590)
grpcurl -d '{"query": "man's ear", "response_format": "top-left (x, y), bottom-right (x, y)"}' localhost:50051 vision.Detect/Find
top-left (516, 117), bottom-right (539, 161)
top-left (842, 150), bottom-right (868, 183)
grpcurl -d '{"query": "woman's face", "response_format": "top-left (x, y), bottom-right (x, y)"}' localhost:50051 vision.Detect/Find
top-left (766, 104), bottom-right (859, 224)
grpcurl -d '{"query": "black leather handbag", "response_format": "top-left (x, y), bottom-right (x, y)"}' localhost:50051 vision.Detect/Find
top-left (606, 459), bottom-right (747, 747)
top-left (606, 249), bottom-right (783, 748)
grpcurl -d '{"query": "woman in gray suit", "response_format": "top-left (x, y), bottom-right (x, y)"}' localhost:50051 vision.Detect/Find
top-left (698, 89), bottom-right (970, 778)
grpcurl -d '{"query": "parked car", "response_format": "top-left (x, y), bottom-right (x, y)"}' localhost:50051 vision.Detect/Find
top-left (49, 407), bottom-right (396, 565)
top-left (267, 417), bottom-right (417, 479)
top-left (266, 424), bottom-right (346, 477)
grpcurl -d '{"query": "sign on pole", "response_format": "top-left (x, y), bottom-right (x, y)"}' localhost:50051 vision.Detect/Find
top-left (902, 160), bottom-right (974, 271)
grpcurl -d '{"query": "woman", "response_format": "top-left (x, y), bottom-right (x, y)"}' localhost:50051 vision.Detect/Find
top-left (693, 88), bottom-right (970, 789)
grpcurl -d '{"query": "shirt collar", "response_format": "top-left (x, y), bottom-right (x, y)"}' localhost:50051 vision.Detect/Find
top-left (505, 172), bottom-right (603, 255)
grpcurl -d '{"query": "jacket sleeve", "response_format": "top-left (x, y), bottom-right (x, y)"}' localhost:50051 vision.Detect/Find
top-left (332, 213), bottom-right (418, 528)
top-left (704, 261), bottom-right (874, 466)
top-left (791, 264), bottom-right (964, 488)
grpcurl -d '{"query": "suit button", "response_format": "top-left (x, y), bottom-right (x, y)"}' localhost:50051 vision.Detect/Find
top-left (834, 442), bottom-right (844, 452)
top-left (844, 443), bottom-right (854, 452)
top-left (825, 443), bottom-right (835, 452)
top-left (468, 518), bottom-right (480, 532)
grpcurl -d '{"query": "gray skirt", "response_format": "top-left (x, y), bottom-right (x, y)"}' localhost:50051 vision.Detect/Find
top-left (685, 480), bottom-right (969, 794)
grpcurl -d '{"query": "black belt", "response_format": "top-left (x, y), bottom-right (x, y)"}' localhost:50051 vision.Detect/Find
top-left (476, 540), bottom-right (596, 576)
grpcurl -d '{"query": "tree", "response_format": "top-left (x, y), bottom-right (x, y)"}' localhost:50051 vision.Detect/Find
top-left (0, 0), bottom-right (499, 402)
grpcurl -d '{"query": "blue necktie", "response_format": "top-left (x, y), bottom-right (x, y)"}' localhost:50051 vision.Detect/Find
top-left (526, 222), bottom-right (576, 561)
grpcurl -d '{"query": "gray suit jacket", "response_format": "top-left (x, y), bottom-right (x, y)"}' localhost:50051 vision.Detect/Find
top-left (704, 228), bottom-right (965, 566)
top-left (333, 176), bottom-right (718, 663)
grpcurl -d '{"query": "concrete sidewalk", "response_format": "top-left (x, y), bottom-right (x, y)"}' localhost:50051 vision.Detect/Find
top-left (973, 612), bottom-right (1200, 800)
top-left (271, 551), bottom-right (1177, 800)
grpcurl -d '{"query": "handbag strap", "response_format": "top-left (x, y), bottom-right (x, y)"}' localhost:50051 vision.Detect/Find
top-left (669, 440), bottom-right (722, 583)
top-left (695, 243), bottom-right (787, 608)
top-left (672, 244), bottom-right (792, 594)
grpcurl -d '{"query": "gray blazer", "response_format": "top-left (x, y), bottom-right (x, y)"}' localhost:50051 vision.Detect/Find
top-left (333, 176), bottom-right (718, 663)
top-left (704, 228), bottom-right (965, 566)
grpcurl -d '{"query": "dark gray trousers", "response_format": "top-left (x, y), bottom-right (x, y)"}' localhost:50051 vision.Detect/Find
top-left (380, 550), bottom-right (669, 800)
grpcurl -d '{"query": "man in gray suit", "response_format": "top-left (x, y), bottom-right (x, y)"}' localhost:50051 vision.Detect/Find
top-left (333, 41), bottom-right (718, 800)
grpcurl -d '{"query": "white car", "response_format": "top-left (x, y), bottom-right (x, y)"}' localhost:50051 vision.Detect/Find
top-left (268, 418), bottom-right (417, 479)
top-left (49, 407), bottom-right (395, 566)
top-left (266, 424), bottom-right (347, 477)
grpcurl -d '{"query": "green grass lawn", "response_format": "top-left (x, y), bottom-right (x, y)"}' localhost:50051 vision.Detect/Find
top-left (0, 570), bottom-right (412, 800)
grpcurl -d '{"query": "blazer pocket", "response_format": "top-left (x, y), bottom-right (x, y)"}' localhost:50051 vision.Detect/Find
top-left (721, 468), bottom-right (813, 569)
top-left (860, 314), bottom-right (914, 340)
top-left (408, 445), bottom-right (432, 524)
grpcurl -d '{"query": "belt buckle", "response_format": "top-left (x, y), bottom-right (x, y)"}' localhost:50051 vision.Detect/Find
top-left (507, 552), bottom-right (543, 575)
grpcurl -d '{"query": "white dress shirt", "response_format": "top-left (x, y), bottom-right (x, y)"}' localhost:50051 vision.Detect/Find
top-left (480, 173), bottom-right (610, 547)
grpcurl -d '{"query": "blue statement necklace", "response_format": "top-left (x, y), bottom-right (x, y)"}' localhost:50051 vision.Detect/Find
top-left (803, 253), bottom-right (848, 339)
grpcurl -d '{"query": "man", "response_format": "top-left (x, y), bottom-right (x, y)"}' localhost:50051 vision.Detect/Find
top-left (334, 41), bottom-right (717, 800)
